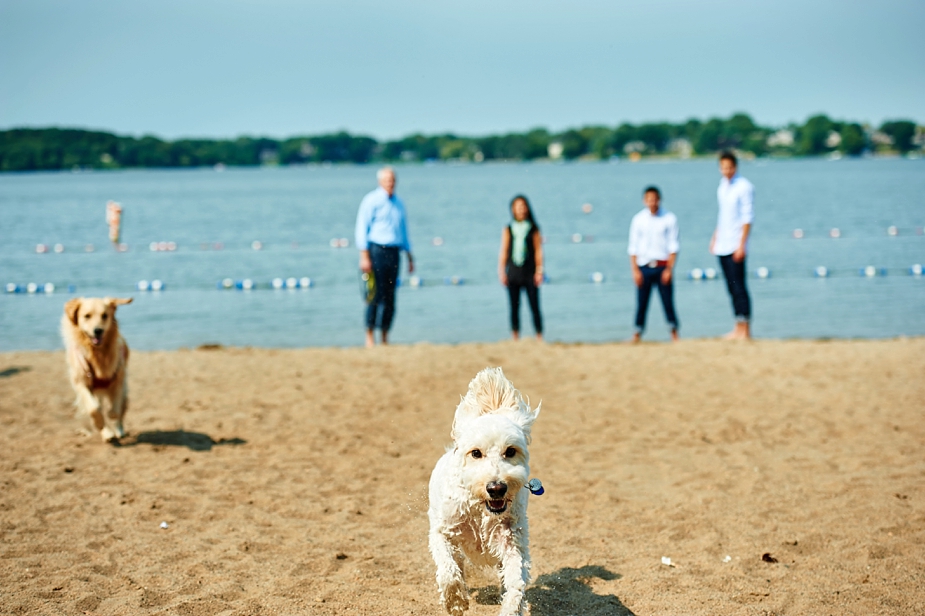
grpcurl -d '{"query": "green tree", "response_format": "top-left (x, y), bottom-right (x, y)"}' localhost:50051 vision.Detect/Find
top-left (797, 115), bottom-right (835, 155)
top-left (839, 123), bottom-right (866, 156)
top-left (879, 120), bottom-right (917, 153)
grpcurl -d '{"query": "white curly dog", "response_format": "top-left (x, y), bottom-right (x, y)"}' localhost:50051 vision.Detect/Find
top-left (428, 367), bottom-right (541, 616)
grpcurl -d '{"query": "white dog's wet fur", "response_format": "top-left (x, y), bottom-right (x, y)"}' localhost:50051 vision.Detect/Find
top-left (428, 367), bottom-right (540, 616)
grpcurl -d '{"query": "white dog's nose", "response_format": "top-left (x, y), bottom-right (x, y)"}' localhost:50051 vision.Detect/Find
top-left (486, 482), bottom-right (507, 499)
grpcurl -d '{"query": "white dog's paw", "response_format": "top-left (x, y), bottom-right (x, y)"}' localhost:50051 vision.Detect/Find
top-left (442, 581), bottom-right (469, 615)
top-left (100, 426), bottom-right (119, 442)
top-left (498, 596), bottom-right (528, 616)
top-left (113, 422), bottom-right (126, 438)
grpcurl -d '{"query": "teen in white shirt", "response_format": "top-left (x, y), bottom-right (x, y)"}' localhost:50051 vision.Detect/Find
top-left (628, 186), bottom-right (680, 342)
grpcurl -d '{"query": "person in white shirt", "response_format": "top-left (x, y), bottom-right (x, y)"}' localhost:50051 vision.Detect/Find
top-left (628, 186), bottom-right (680, 342)
top-left (355, 167), bottom-right (414, 348)
top-left (710, 151), bottom-right (753, 340)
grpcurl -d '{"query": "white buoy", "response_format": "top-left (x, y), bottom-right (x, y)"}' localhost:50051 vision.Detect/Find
top-left (444, 276), bottom-right (464, 285)
top-left (157, 241), bottom-right (168, 252)
top-left (43, 283), bottom-right (55, 294)
top-left (911, 264), bottom-right (923, 276)
top-left (863, 266), bottom-right (877, 277)
top-left (137, 280), bottom-right (150, 291)
top-left (36, 244), bottom-right (48, 254)
top-left (689, 268), bottom-right (704, 280)
top-left (271, 277), bottom-right (284, 289)
top-left (792, 229), bottom-right (804, 239)
top-left (241, 278), bottom-right (254, 290)
top-left (118, 243), bottom-right (129, 252)
top-left (571, 233), bottom-right (583, 244)
top-left (581, 203), bottom-right (593, 214)
top-left (220, 278), bottom-right (234, 289)
top-left (150, 280), bottom-right (164, 291)
top-left (409, 275), bottom-right (422, 288)
top-left (830, 228), bottom-right (841, 239)
top-left (329, 238), bottom-right (340, 248)
top-left (887, 225), bottom-right (899, 237)
top-left (432, 237), bottom-right (444, 246)
top-left (705, 268), bottom-right (717, 280)
top-left (26, 283), bottom-right (38, 294)
top-left (285, 277), bottom-right (298, 289)
top-left (590, 271), bottom-right (605, 283)
top-left (251, 240), bottom-right (263, 251)
top-left (166, 241), bottom-right (177, 251)
top-left (814, 266), bottom-right (829, 278)
top-left (53, 243), bottom-right (64, 253)
top-left (5, 283), bottom-right (18, 293)
top-left (149, 242), bottom-right (159, 252)
top-left (298, 277), bottom-right (312, 288)
top-left (756, 267), bottom-right (770, 279)
top-left (85, 244), bottom-right (95, 252)
top-left (338, 238), bottom-right (349, 248)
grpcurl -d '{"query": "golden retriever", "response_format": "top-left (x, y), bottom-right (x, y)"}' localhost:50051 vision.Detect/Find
top-left (61, 297), bottom-right (133, 442)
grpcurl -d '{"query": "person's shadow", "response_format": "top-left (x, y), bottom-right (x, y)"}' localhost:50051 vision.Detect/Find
top-left (119, 430), bottom-right (246, 451)
top-left (473, 565), bottom-right (634, 615)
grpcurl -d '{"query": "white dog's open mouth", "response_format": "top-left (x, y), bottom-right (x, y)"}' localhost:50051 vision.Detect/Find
top-left (486, 499), bottom-right (508, 514)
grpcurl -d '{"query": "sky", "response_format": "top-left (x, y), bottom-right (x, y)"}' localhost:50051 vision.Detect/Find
top-left (1, 0), bottom-right (923, 140)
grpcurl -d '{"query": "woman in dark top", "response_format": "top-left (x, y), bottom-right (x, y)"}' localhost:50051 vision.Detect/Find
top-left (498, 195), bottom-right (544, 340)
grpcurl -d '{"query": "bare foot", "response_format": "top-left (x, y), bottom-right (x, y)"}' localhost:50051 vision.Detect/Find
top-left (671, 329), bottom-right (680, 342)
top-left (365, 330), bottom-right (375, 348)
top-left (630, 332), bottom-right (642, 344)
top-left (381, 331), bottom-right (389, 346)
top-left (512, 331), bottom-right (520, 341)
top-left (536, 333), bottom-right (543, 342)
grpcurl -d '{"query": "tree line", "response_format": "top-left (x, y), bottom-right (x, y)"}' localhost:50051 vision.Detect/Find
top-left (0, 114), bottom-right (920, 172)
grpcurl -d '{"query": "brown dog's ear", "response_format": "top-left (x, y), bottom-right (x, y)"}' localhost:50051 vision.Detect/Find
top-left (105, 297), bottom-right (134, 308)
top-left (64, 298), bottom-right (82, 325)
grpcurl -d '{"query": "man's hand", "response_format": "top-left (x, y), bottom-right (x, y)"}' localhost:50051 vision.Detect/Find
top-left (359, 251), bottom-right (372, 273)
top-left (407, 253), bottom-right (415, 274)
top-left (661, 268), bottom-right (673, 284)
top-left (732, 246), bottom-right (746, 263)
top-left (632, 267), bottom-right (643, 287)
top-left (533, 270), bottom-right (543, 287)
top-left (498, 271), bottom-right (508, 286)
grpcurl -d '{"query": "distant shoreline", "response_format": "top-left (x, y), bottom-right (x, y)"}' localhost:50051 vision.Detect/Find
top-left (1, 114), bottom-right (921, 172)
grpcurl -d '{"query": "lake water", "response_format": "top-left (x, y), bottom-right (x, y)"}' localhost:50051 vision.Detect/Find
top-left (1, 158), bottom-right (923, 350)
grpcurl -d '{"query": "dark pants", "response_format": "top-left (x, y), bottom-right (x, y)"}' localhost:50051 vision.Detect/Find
top-left (507, 283), bottom-right (543, 335)
top-left (366, 243), bottom-right (400, 332)
top-left (635, 266), bottom-right (678, 333)
top-left (719, 254), bottom-right (751, 322)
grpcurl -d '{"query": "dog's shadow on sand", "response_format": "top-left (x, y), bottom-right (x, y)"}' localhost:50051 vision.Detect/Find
top-left (119, 430), bottom-right (246, 451)
top-left (474, 565), bottom-right (635, 616)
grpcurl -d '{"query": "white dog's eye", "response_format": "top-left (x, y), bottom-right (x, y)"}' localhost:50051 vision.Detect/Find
top-left (102, 313), bottom-right (108, 320)
top-left (470, 449), bottom-right (482, 459)
top-left (504, 447), bottom-right (517, 458)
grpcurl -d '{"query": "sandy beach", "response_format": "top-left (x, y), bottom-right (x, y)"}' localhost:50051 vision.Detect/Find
top-left (1, 338), bottom-right (923, 615)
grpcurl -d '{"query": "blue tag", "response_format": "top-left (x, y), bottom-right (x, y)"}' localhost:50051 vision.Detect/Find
top-left (527, 478), bottom-right (544, 496)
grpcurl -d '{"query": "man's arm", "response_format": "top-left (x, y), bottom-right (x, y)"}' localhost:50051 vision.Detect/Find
top-left (629, 255), bottom-right (643, 287)
top-left (733, 223), bottom-right (750, 263)
top-left (662, 216), bottom-right (680, 283)
top-left (356, 196), bottom-right (373, 273)
top-left (733, 182), bottom-right (754, 262)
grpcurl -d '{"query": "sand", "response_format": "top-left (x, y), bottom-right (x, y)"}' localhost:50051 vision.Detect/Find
top-left (1, 338), bottom-right (923, 616)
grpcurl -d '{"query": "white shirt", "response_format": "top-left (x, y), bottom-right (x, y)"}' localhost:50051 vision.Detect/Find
top-left (627, 208), bottom-right (680, 265)
top-left (713, 174), bottom-right (754, 256)
top-left (354, 187), bottom-right (412, 252)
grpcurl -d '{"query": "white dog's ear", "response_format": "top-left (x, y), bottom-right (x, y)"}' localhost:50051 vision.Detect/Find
top-left (508, 401), bottom-right (540, 443)
top-left (105, 297), bottom-right (133, 308)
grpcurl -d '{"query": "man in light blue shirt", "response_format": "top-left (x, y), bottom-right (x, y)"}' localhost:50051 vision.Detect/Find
top-left (355, 167), bottom-right (414, 347)
top-left (710, 151), bottom-right (754, 340)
